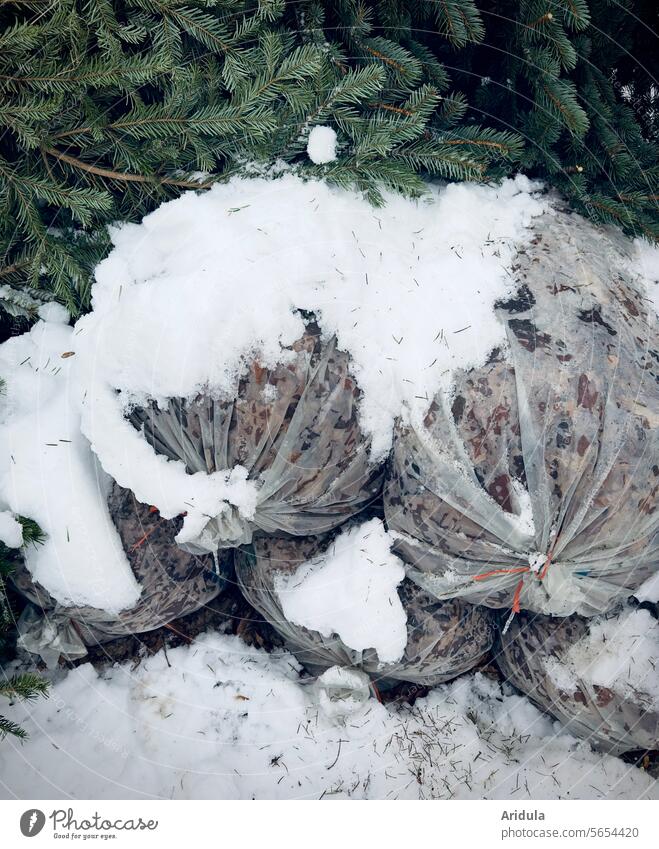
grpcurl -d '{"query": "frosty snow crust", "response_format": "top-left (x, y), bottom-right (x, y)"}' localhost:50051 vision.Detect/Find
top-left (70, 173), bottom-right (547, 563)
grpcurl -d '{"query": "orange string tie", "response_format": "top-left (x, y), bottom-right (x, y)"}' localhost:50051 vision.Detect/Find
top-left (538, 545), bottom-right (555, 581)
top-left (511, 577), bottom-right (524, 614)
top-left (472, 565), bottom-right (530, 582)
top-left (130, 524), bottom-right (159, 552)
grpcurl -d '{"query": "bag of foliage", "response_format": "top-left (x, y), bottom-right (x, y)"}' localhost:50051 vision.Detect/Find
top-left (12, 482), bottom-right (226, 666)
top-left (233, 518), bottom-right (495, 687)
top-left (496, 605), bottom-right (659, 754)
top-left (385, 209), bottom-right (658, 618)
top-left (112, 324), bottom-right (383, 553)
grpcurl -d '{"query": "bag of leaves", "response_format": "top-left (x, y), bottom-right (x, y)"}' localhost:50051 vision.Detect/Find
top-left (384, 209), bottom-right (658, 618)
top-left (233, 518), bottom-right (495, 687)
top-left (12, 482), bottom-right (226, 666)
top-left (496, 605), bottom-right (659, 754)
top-left (110, 324), bottom-right (384, 553)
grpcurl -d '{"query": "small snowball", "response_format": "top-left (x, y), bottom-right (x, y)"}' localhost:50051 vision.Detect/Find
top-left (37, 302), bottom-right (70, 324)
top-left (316, 666), bottom-right (371, 723)
top-left (306, 125), bottom-right (337, 164)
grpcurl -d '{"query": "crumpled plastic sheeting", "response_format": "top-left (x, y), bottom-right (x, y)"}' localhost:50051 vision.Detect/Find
top-left (234, 532), bottom-right (495, 687)
top-left (129, 325), bottom-right (384, 552)
top-left (12, 482), bottom-right (225, 662)
top-left (17, 604), bottom-right (88, 669)
top-left (385, 210), bottom-right (659, 617)
top-left (496, 608), bottom-right (659, 754)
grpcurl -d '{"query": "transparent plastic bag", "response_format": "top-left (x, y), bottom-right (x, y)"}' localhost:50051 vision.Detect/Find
top-left (11, 481), bottom-right (225, 659)
top-left (234, 530), bottom-right (495, 687)
top-left (496, 606), bottom-right (659, 754)
top-left (128, 323), bottom-right (383, 552)
top-left (385, 210), bottom-right (658, 617)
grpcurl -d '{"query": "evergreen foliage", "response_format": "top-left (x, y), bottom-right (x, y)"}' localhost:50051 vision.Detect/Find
top-left (0, 516), bottom-right (49, 741)
top-left (0, 0), bottom-right (656, 316)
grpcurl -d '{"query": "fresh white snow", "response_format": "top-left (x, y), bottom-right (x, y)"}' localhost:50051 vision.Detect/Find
top-left (275, 519), bottom-right (407, 664)
top-left (0, 313), bottom-right (140, 611)
top-left (0, 510), bottom-right (22, 548)
top-left (74, 175), bottom-right (547, 512)
top-left (306, 125), bottom-right (338, 164)
top-left (635, 572), bottom-right (659, 604)
top-left (1, 633), bottom-right (655, 800)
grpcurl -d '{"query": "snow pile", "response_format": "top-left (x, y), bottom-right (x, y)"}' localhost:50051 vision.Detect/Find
top-left (635, 572), bottom-right (659, 604)
top-left (306, 125), bottom-right (338, 164)
top-left (275, 519), bottom-right (407, 663)
top-left (0, 633), bottom-right (655, 800)
top-left (0, 510), bottom-right (22, 548)
top-left (0, 311), bottom-right (140, 611)
top-left (73, 175), bottom-right (547, 526)
top-left (546, 608), bottom-right (659, 710)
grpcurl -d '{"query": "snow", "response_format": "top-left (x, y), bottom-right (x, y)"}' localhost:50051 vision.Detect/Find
top-left (316, 665), bottom-right (372, 723)
top-left (37, 301), bottom-right (70, 325)
top-left (0, 633), bottom-right (655, 800)
top-left (306, 125), bottom-right (338, 164)
top-left (0, 315), bottom-right (141, 612)
top-left (275, 519), bottom-right (407, 664)
top-left (74, 174), bottom-right (547, 529)
top-left (0, 510), bottom-right (22, 548)
top-left (635, 571), bottom-right (659, 603)
top-left (633, 236), bottom-right (659, 316)
top-left (545, 608), bottom-right (659, 710)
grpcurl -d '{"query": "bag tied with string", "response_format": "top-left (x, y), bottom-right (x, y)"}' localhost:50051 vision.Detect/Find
top-left (384, 210), bottom-right (658, 619)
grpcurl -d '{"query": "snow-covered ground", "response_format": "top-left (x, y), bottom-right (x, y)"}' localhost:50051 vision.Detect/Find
top-left (0, 633), bottom-right (656, 800)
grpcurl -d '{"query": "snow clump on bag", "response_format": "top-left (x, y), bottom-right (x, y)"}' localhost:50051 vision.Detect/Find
top-left (0, 311), bottom-right (224, 664)
top-left (234, 518), bottom-right (495, 686)
top-left (72, 173), bottom-right (546, 553)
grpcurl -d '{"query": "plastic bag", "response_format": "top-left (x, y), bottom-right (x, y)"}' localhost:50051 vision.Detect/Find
top-left (234, 530), bottom-right (495, 687)
top-left (385, 210), bottom-right (658, 617)
top-left (496, 606), bottom-right (659, 754)
top-left (11, 481), bottom-right (225, 660)
top-left (128, 323), bottom-right (383, 553)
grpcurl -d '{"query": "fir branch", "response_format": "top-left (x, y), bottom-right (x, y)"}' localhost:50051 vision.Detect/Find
top-left (41, 146), bottom-right (214, 188)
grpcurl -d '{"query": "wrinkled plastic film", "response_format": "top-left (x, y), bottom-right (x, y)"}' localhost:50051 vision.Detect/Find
top-left (496, 609), bottom-right (659, 754)
top-left (385, 211), bottom-right (659, 616)
top-left (12, 482), bottom-right (225, 659)
top-left (129, 327), bottom-right (384, 552)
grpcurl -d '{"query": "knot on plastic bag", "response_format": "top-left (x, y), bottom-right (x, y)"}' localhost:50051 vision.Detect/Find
top-left (315, 666), bottom-right (372, 724)
top-left (475, 546), bottom-right (587, 624)
top-left (526, 559), bottom-right (587, 616)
